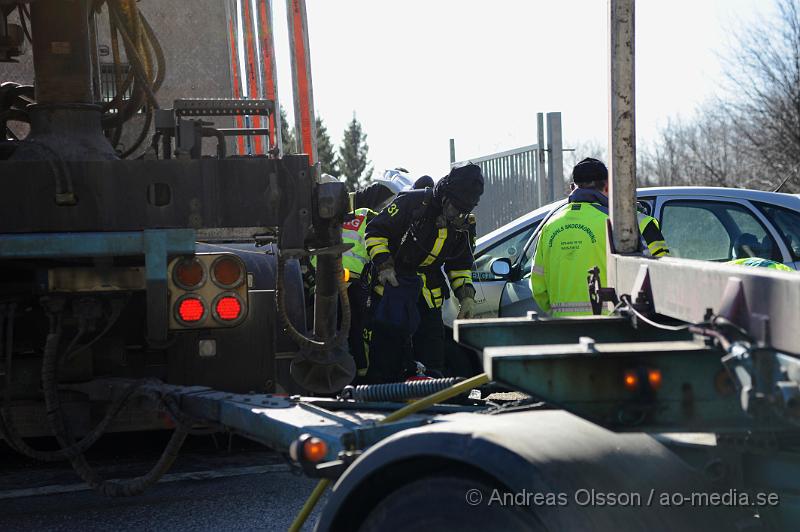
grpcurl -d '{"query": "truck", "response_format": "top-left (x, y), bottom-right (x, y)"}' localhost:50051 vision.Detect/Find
top-left (0, 0), bottom-right (356, 452)
top-left (2, 2), bottom-right (799, 531)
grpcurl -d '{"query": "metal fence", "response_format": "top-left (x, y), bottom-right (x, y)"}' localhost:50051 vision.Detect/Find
top-left (453, 144), bottom-right (545, 236)
top-left (451, 112), bottom-right (564, 237)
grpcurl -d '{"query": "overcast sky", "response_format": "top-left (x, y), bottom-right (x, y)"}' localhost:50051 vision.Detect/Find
top-left (268, 0), bottom-right (774, 179)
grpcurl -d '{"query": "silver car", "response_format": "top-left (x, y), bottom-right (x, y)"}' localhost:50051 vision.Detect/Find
top-left (443, 186), bottom-right (800, 328)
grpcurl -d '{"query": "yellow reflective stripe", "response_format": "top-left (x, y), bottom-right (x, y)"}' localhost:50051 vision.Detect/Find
top-left (368, 245), bottom-right (390, 259)
top-left (431, 287), bottom-right (443, 307)
top-left (450, 277), bottom-right (469, 290)
top-left (365, 236), bottom-right (388, 247)
top-left (419, 228), bottom-right (447, 267)
top-left (648, 240), bottom-right (669, 257)
top-left (374, 283), bottom-right (384, 296)
top-left (417, 272), bottom-right (434, 308)
top-left (551, 302), bottom-right (593, 313)
top-left (447, 269), bottom-right (471, 280)
top-left (447, 269), bottom-right (471, 290)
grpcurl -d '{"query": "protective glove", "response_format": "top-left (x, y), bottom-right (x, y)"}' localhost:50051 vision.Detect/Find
top-left (457, 296), bottom-right (476, 319)
top-left (377, 265), bottom-right (399, 287)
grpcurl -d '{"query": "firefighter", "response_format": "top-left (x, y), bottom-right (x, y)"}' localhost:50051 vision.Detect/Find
top-left (530, 157), bottom-right (668, 317)
top-left (362, 163), bottom-right (484, 382)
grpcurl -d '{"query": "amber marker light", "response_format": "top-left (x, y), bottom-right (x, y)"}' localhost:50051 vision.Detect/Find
top-left (303, 437), bottom-right (328, 463)
top-left (648, 369), bottom-right (663, 390)
top-left (623, 370), bottom-right (639, 392)
top-left (343, 268), bottom-right (350, 283)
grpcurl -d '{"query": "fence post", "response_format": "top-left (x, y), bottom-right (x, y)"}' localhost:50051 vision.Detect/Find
top-left (536, 113), bottom-right (546, 208)
top-left (449, 138), bottom-right (456, 166)
top-left (546, 112), bottom-right (563, 202)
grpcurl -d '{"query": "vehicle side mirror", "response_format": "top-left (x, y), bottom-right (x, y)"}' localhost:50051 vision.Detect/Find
top-left (490, 258), bottom-right (512, 278)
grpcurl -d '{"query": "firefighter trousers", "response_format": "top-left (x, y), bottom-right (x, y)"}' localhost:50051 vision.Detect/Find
top-left (362, 293), bottom-right (445, 383)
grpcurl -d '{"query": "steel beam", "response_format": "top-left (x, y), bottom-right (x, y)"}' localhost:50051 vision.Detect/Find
top-left (286, 0), bottom-right (317, 165)
top-left (484, 340), bottom-right (760, 432)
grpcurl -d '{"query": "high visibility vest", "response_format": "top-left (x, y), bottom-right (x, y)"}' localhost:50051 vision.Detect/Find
top-left (530, 202), bottom-right (668, 317)
top-left (311, 207), bottom-right (376, 279)
top-left (727, 257), bottom-right (794, 271)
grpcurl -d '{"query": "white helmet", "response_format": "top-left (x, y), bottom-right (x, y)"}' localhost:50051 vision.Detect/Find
top-left (319, 173), bottom-right (340, 184)
top-left (373, 168), bottom-right (414, 194)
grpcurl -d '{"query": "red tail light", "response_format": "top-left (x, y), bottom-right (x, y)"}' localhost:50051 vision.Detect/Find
top-left (213, 293), bottom-right (244, 323)
top-left (176, 296), bottom-right (206, 325)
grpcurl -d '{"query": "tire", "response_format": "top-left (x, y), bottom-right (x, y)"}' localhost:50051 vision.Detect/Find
top-left (359, 475), bottom-right (545, 532)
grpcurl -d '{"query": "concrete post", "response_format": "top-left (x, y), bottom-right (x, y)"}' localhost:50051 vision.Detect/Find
top-left (546, 112), bottom-right (563, 202)
top-left (609, 0), bottom-right (639, 253)
top-left (536, 113), bottom-right (545, 207)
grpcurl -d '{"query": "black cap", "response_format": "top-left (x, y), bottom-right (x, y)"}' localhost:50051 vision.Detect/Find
top-left (435, 163), bottom-right (484, 211)
top-left (572, 158), bottom-right (608, 184)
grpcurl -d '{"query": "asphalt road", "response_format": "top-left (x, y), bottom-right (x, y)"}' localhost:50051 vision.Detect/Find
top-left (0, 433), bottom-right (325, 532)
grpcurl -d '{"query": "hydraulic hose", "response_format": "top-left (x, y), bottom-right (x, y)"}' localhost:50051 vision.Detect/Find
top-left (276, 251), bottom-right (350, 351)
top-left (288, 373), bottom-right (490, 532)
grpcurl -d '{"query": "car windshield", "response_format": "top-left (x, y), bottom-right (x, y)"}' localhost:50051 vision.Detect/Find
top-left (756, 202), bottom-right (800, 261)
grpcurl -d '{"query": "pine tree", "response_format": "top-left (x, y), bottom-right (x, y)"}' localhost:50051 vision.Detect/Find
top-left (336, 114), bottom-right (373, 192)
top-left (279, 104), bottom-right (296, 155)
top-left (316, 116), bottom-right (337, 177)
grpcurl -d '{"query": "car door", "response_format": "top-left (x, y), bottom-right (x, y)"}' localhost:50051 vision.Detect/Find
top-left (751, 202), bottom-right (800, 270)
top-left (653, 196), bottom-right (789, 264)
top-left (441, 220), bottom-right (541, 327)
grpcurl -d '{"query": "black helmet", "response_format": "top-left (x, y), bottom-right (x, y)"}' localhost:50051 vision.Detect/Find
top-left (434, 163), bottom-right (484, 211)
top-left (413, 175), bottom-right (434, 189)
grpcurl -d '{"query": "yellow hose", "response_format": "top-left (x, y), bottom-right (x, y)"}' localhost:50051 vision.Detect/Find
top-left (288, 373), bottom-right (489, 532)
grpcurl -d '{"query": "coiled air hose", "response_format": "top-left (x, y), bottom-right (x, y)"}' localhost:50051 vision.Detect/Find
top-left (288, 373), bottom-right (490, 532)
top-left (342, 377), bottom-right (463, 402)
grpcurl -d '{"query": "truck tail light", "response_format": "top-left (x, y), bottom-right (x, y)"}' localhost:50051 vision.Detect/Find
top-left (173, 257), bottom-right (205, 290)
top-left (212, 293), bottom-right (245, 324)
top-left (623, 370), bottom-right (638, 391)
top-left (176, 295), bottom-right (206, 325)
top-left (647, 369), bottom-right (663, 390)
top-left (168, 253), bottom-right (248, 330)
top-left (211, 256), bottom-right (245, 288)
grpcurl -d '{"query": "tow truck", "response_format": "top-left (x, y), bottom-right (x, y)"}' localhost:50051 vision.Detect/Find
top-left (2, 2), bottom-right (799, 531)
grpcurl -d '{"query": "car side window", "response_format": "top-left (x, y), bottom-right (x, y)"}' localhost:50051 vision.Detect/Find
top-left (473, 223), bottom-right (538, 281)
top-left (660, 200), bottom-right (780, 261)
top-left (756, 202), bottom-right (800, 261)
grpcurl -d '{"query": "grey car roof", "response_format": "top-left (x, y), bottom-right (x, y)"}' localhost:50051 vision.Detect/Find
top-left (475, 186), bottom-right (800, 254)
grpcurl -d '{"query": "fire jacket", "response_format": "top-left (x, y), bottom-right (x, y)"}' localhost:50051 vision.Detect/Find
top-left (365, 190), bottom-right (474, 309)
top-left (530, 188), bottom-right (669, 317)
